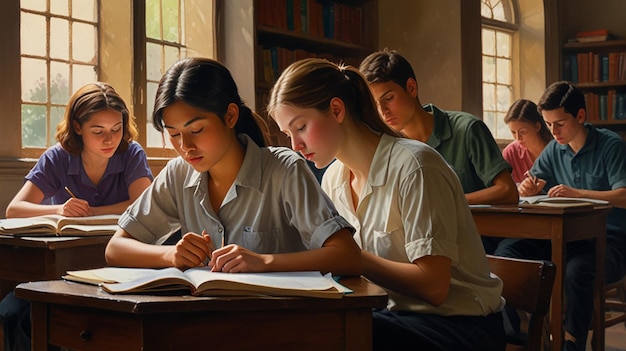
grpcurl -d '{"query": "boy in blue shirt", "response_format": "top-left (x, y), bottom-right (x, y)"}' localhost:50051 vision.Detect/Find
top-left (516, 81), bottom-right (626, 351)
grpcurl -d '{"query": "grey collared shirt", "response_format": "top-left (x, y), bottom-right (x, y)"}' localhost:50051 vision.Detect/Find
top-left (120, 135), bottom-right (353, 253)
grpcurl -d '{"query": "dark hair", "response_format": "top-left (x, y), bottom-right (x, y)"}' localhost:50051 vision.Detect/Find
top-left (267, 58), bottom-right (398, 137)
top-left (56, 82), bottom-right (137, 155)
top-left (153, 57), bottom-right (269, 147)
top-left (359, 48), bottom-right (416, 89)
top-left (537, 81), bottom-right (586, 118)
top-left (504, 99), bottom-right (552, 143)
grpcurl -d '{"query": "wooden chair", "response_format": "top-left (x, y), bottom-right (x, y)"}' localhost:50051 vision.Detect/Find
top-left (591, 274), bottom-right (626, 350)
top-left (487, 255), bottom-right (556, 351)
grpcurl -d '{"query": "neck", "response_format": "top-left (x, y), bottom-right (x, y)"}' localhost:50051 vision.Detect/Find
top-left (402, 108), bottom-right (434, 142)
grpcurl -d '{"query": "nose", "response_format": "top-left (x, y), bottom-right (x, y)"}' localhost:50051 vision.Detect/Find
top-left (179, 134), bottom-right (194, 154)
top-left (291, 135), bottom-right (304, 152)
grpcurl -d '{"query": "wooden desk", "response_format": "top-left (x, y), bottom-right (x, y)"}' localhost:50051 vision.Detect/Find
top-left (16, 276), bottom-right (388, 351)
top-left (0, 235), bottom-right (110, 299)
top-left (472, 205), bottom-right (610, 351)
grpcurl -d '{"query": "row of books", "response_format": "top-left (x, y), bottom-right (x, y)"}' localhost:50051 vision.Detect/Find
top-left (258, 45), bottom-right (356, 84)
top-left (258, 0), bottom-right (363, 44)
top-left (584, 90), bottom-right (626, 121)
top-left (563, 51), bottom-right (626, 83)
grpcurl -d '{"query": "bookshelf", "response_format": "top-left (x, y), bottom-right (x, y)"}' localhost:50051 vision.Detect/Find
top-left (254, 0), bottom-right (378, 146)
top-left (562, 39), bottom-right (626, 131)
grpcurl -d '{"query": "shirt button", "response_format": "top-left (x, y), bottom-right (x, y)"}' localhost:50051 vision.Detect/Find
top-left (218, 228), bottom-right (223, 233)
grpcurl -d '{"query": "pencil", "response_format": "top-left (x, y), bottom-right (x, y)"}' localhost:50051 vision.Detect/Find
top-left (221, 233), bottom-right (225, 248)
top-left (64, 186), bottom-right (77, 198)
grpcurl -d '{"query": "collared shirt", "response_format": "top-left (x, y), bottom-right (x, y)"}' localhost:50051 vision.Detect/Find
top-left (424, 104), bottom-right (512, 193)
top-left (502, 140), bottom-right (534, 183)
top-left (120, 134), bottom-right (353, 253)
top-left (322, 134), bottom-right (504, 316)
top-left (26, 141), bottom-right (153, 206)
top-left (531, 124), bottom-right (626, 236)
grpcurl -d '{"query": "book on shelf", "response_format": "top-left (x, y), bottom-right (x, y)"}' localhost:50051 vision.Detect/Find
top-left (574, 29), bottom-right (615, 43)
top-left (519, 195), bottom-right (609, 208)
top-left (0, 214), bottom-right (120, 236)
top-left (63, 267), bottom-right (351, 299)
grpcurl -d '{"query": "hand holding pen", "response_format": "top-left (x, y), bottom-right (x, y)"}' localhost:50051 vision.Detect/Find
top-left (518, 171), bottom-right (546, 196)
top-left (59, 186), bottom-right (90, 217)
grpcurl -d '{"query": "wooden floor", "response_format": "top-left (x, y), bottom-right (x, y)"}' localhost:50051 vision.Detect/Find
top-left (588, 320), bottom-right (626, 351)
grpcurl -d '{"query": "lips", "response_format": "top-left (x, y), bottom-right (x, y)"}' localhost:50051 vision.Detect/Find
top-left (101, 148), bottom-right (115, 154)
top-left (186, 156), bottom-right (203, 164)
top-left (302, 152), bottom-right (315, 161)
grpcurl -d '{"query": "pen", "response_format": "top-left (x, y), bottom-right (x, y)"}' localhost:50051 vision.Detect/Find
top-left (64, 186), bottom-right (77, 198)
top-left (221, 232), bottom-right (225, 248)
top-left (524, 171), bottom-right (539, 187)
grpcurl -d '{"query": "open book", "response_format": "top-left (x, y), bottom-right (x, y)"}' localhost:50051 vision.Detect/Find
top-left (0, 214), bottom-right (120, 236)
top-left (519, 195), bottom-right (609, 208)
top-left (63, 267), bottom-right (349, 299)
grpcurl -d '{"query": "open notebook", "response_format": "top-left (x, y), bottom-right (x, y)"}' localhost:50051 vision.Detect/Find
top-left (0, 214), bottom-right (120, 236)
top-left (519, 195), bottom-right (609, 208)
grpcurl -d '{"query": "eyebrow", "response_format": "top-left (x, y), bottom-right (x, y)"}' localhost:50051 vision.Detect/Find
top-left (377, 89), bottom-right (394, 101)
top-left (164, 116), bottom-right (205, 129)
top-left (89, 121), bottom-right (123, 128)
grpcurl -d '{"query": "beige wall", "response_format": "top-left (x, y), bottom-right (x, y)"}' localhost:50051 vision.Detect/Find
top-left (377, 0), bottom-right (464, 110)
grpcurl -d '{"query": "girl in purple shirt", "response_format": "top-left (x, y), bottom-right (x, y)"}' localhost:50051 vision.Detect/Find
top-left (6, 82), bottom-right (153, 218)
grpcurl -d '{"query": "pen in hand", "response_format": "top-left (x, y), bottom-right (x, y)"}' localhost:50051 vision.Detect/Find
top-left (64, 186), bottom-right (77, 198)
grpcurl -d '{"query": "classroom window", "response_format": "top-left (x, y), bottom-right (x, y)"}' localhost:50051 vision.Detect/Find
top-left (481, 0), bottom-right (518, 140)
top-left (20, 0), bottom-right (98, 158)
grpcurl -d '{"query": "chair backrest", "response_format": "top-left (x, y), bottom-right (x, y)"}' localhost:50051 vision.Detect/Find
top-left (487, 255), bottom-right (556, 351)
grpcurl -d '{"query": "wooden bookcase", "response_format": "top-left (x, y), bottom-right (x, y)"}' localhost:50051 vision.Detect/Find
top-left (253, 0), bottom-right (378, 146)
top-left (562, 39), bottom-right (626, 132)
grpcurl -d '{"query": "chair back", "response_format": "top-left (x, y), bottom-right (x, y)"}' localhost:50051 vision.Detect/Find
top-left (487, 255), bottom-right (556, 351)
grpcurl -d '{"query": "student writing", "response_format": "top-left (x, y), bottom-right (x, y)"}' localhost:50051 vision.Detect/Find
top-left (0, 82), bottom-right (153, 351)
top-left (512, 81), bottom-right (626, 351)
top-left (104, 57), bottom-right (362, 277)
top-left (268, 58), bottom-right (505, 351)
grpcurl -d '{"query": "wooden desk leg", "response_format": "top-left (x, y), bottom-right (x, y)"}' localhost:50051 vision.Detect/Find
top-left (30, 301), bottom-right (48, 351)
top-left (551, 222), bottom-right (566, 351)
top-left (593, 235), bottom-right (606, 351)
top-left (345, 310), bottom-right (372, 351)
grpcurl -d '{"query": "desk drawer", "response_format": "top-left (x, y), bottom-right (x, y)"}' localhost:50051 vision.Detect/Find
top-left (48, 305), bottom-right (142, 351)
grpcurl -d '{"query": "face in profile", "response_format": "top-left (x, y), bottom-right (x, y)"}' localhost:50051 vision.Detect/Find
top-left (368, 80), bottom-right (418, 132)
top-left (273, 103), bottom-right (343, 169)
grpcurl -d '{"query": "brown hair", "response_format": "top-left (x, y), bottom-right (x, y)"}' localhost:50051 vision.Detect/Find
top-left (56, 82), bottom-right (137, 155)
top-left (267, 58), bottom-right (398, 137)
top-left (504, 99), bottom-right (552, 143)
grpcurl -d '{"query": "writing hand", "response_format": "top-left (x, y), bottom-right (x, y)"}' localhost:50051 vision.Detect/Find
top-left (169, 232), bottom-right (213, 269)
top-left (58, 198), bottom-right (91, 217)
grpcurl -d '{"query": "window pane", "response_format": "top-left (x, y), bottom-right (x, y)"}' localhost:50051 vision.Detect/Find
top-left (146, 81), bottom-right (162, 147)
top-left (72, 22), bottom-right (97, 63)
top-left (72, 64), bottom-right (97, 91)
top-left (164, 45), bottom-right (180, 72)
top-left (496, 58), bottom-right (511, 84)
top-left (21, 104), bottom-right (47, 147)
top-left (21, 57), bottom-right (47, 103)
top-left (50, 0), bottom-right (69, 16)
top-left (496, 111), bottom-right (509, 139)
top-left (146, 0), bottom-right (161, 39)
top-left (162, 0), bottom-right (179, 42)
top-left (483, 110), bottom-right (495, 133)
top-left (492, 2), bottom-right (506, 21)
top-left (483, 56), bottom-right (496, 83)
top-left (50, 18), bottom-right (69, 60)
top-left (72, 0), bottom-right (96, 22)
top-left (21, 12), bottom-right (47, 57)
top-left (50, 106), bottom-right (65, 144)
top-left (483, 83), bottom-right (496, 111)
top-left (50, 62), bottom-right (70, 104)
top-left (497, 84), bottom-right (512, 112)
top-left (146, 42), bottom-right (163, 81)
top-left (482, 28), bottom-right (495, 56)
top-left (496, 31), bottom-right (511, 57)
top-left (21, 0), bottom-right (46, 12)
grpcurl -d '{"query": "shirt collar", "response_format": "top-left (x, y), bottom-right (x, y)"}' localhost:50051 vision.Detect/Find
top-left (423, 103), bottom-right (451, 148)
top-left (368, 133), bottom-right (395, 187)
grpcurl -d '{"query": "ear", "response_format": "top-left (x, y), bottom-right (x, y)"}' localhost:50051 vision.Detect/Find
top-left (575, 108), bottom-right (586, 124)
top-left (224, 103), bottom-right (240, 129)
top-left (329, 97), bottom-right (346, 124)
top-left (405, 78), bottom-right (418, 98)
top-left (73, 120), bottom-right (82, 135)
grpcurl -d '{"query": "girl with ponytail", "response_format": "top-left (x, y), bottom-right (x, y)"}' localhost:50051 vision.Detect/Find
top-left (269, 58), bottom-right (506, 351)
